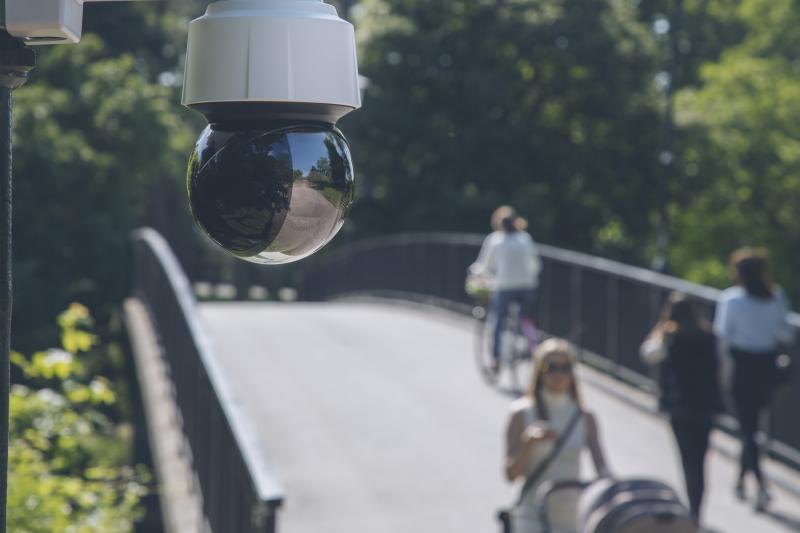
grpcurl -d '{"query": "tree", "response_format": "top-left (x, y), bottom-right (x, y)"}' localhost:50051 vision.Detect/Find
top-left (637, 0), bottom-right (745, 90)
top-left (342, 0), bottom-right (664, 262)
top-left (670, 0), bottom-right (800, 300)
top-left (12, 4), bottom-right (201, 352)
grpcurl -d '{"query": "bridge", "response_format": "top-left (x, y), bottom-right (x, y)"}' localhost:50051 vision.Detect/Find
top-left (125, 229), bottom-right (800, 533)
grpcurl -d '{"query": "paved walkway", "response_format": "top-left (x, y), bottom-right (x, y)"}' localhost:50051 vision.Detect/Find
top-left (199, 301), bottom-right (800, 533)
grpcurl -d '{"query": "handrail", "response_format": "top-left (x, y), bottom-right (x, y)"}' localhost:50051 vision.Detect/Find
top-left (307, 232), bottom-right (798, 326)
top-left (131, 227), bottom-right (283, 532)
top-left (317, 232), bottom-right (724, 301)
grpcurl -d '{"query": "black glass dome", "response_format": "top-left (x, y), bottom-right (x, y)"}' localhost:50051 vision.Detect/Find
top-left (187, 122), bottom-right (354, 264)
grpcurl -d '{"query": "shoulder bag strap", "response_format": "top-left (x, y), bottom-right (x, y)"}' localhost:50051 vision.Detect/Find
top-left (516, 406), bottom-right (583, 507)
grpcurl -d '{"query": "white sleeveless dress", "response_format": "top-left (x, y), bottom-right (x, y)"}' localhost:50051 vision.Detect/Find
top-left (510, 392), bottom-right (586, 533)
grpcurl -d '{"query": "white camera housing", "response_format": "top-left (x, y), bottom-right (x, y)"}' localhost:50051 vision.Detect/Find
top-left (4, 0), bottom-right (162, 45)
top-left (5, 0), bottom-right (84, 44)
top-left (182, 0), bottom-right (361, 123)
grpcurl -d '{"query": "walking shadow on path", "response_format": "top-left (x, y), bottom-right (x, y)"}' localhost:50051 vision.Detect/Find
top-left (761, 509), bottom-right (800, 531)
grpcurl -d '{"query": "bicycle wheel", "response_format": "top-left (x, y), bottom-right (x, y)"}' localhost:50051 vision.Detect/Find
top-left (475, 304), bottom-right (530, 391)
top-left (505, 303), bottom-right (537, 393)
top-left (473, 305), bottom-right (498, 384)
top-left (504, 304), bottom-right (522, 391)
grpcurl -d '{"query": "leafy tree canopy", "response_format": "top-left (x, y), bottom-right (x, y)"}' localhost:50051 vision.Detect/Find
top-left (344, 0), bottom-right (664, 261)
top-left (671, 0), bottom-right (800, 298)
top-left (13, 2), bottom-right (202, 351)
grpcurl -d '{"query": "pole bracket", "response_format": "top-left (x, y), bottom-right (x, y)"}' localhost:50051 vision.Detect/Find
top-left (0, 31), bottom-right (36, 90)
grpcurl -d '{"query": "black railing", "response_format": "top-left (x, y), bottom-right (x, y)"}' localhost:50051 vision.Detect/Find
top-left (294, 233), bottom-right (800, 467)
top-left (131, 228), bottom-right (283, 533)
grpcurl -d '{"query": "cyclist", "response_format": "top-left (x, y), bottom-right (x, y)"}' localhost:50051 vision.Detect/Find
top-left (470, 205), bottom-right (541, 372)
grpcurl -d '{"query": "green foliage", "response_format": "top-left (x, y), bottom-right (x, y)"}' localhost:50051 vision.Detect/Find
top-left (9, 304), bottom-right (148, 532)
top-left (344, 0), bottom-right (663, 261)
top-left (344, 0), bottom-right (800, 304)
top-left (669, 0), bottom-right (800, 299)
top-left (13, 7), bottom-right (201, 352)
top-left (637, 0), bottom-right (745, 89)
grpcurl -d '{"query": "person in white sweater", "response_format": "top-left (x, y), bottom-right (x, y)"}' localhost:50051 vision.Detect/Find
top-left (471, 206), bottom-right (541, 371)
top-left (714, 247), bottom-right (794, 511)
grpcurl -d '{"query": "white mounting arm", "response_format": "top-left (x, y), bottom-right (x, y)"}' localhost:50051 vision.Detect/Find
top-left (4, 0), bottom-right (161, 45)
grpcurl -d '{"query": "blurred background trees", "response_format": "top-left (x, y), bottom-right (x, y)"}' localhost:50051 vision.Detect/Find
top-left (669, 0), bottom-right (800, 294)
top-left (12, 1), bottom-right (205, 352)
top-left (11, 0), bottom-right (800, 357)
top-left (340, 0), bottom-right (800, 302)
top-left (344, 0), bottom-right (663, 263)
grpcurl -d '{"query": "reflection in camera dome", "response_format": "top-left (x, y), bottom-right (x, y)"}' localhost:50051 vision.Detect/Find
top-left (187, 122), bottom-right (354, 264)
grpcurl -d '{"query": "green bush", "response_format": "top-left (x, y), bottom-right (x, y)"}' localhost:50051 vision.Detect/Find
top-left (9, 304), bottom-right (149, 533)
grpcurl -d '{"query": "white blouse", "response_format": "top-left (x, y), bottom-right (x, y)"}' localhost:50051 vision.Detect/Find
top-left (472, 231), bottom-right (541, 291)
top-left (713, 286), bottom-right (793, 352)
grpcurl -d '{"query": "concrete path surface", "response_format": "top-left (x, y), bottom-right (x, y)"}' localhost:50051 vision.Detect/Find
top-left (199, 301), bottom-right (800, 533)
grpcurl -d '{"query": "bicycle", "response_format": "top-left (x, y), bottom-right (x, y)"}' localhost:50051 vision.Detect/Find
top-left (473, 298), bottom-right (538, 392)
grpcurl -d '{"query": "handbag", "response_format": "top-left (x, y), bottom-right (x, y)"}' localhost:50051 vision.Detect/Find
top-left (496, 406), bottom-right (583, 533)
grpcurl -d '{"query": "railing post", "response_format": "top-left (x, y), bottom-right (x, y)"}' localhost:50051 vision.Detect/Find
top-left (570, 264), bottom-right (583, 349)
top-left (606, 275), bottom-right (620, 367)
top-left (251, 501), bottom-right (269, 531)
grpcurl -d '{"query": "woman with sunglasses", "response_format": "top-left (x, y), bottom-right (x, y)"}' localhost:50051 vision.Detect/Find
top-left (504, 339), bottom-right (608, 533)
top-left (641, 292), bottom-right (723, 526)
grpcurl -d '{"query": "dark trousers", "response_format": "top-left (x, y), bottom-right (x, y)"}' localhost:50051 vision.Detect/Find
top-left (670, 416), bottom-right (712, 522)
top-left (731, 349), bottom-right (775, 484)
top-left (489, 288), bottom-right (535, 361)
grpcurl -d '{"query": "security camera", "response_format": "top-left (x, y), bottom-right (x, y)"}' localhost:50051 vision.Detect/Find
top-left (5, 0), bottom-right (361, 265)
top-left (183, 0), bottom-right (361, 264)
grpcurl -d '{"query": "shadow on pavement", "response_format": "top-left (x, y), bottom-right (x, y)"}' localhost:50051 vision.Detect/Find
top-left (761, 508), bottom-right (800, 530)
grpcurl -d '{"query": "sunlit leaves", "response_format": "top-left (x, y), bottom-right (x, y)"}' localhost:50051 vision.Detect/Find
top-left (9, 306), bottom-right (147, 532)
top-left (670, 0), bottom-right (800, 298)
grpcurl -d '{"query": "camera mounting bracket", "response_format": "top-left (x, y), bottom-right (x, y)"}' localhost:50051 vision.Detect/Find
top-left (182, 0), bottom-right (360, 123)
top-left (3, 0), bottom-right (161, 45)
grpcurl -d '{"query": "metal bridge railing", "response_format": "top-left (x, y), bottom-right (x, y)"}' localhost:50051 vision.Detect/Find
top-left (294, 232), bottom-right (800, 468)
top-left (131, 227), bottom-right (283, 533)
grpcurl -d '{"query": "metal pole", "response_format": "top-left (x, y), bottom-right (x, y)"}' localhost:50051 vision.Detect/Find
top-left (0, 28), bottom-right (35, 532)
top-left (0, 81), bottom-right (9, 533)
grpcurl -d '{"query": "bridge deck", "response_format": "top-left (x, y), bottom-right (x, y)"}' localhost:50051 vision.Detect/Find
top-left (199, 301), bottom-right (800, 533)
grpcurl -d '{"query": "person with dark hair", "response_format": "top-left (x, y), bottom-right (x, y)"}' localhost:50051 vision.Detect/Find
top-left (641, 292), bottom-right (723, 525)
top-left (714, 247), bottom-right (794, 511)
top-left (505, 339), bottom-right (607, 532)
top-left (470, 205), bottom-right (541, 372)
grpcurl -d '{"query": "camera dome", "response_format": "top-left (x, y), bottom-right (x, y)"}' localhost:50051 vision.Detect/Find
top-left (187, 122), bottom-right (354, 264)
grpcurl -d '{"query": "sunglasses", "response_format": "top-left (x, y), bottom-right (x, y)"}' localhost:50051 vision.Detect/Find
top-left (543, 361), bottom-right (573, 375)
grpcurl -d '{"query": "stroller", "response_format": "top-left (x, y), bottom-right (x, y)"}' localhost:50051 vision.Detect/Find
top-left (535, 477), bottom-right (697, 533)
